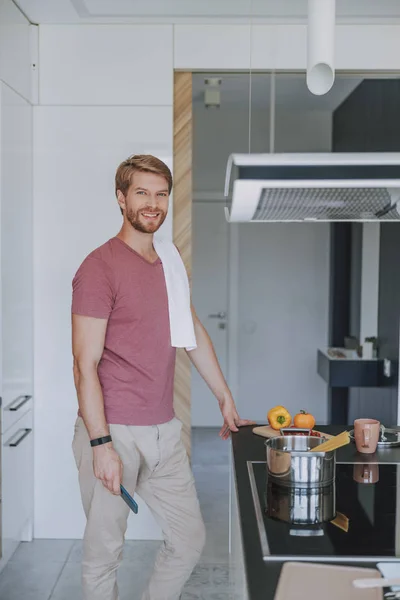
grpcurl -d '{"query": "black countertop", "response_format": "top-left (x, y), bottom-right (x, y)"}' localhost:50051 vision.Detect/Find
top-left (231, 425), bottom-right (400, 600)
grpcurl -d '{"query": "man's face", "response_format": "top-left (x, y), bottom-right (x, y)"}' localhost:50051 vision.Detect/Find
top-left (118, 171), bottom-right (169, 234)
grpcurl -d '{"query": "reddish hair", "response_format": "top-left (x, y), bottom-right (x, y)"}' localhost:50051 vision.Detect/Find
top-left (115, 154), bottom-right (173, 198)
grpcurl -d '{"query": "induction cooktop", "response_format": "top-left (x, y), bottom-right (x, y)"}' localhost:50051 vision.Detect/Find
top-left (248, 461), bottom-right (400, 563)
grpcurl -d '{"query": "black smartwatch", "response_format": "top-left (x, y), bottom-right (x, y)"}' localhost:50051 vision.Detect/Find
top-left (90, 435), bottom-right (112, 447)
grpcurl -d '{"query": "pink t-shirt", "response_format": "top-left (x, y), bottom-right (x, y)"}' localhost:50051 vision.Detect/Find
top-left (72, 237), bottom-right (176, 426)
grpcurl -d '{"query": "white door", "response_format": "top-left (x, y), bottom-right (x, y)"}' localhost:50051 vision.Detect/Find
top-left (192, 201), bottom-right (229, 426)
top-left (236, 223), bottom-right (330, 424)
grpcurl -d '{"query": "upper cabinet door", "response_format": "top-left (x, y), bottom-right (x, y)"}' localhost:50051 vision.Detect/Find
top-left (39, 25), bottom-right (173, 106)
top-left (1, 83), bottom-right (33, 413)
top-left (0, 1), bottom-right (32, 103)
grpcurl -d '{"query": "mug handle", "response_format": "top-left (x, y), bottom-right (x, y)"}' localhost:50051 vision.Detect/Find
top-left (363, 428), bottom-right (371, 448)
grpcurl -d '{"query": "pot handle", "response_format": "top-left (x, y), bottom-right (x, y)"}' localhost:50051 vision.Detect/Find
top-left (280, 427), bottom-right (311, 436)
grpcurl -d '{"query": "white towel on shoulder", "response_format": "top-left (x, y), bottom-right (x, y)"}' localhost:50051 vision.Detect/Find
top-left (153, 237), bottom-right (197, 351)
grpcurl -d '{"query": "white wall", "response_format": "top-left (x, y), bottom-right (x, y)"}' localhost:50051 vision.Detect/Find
top-left (1, 83), bottom-right (33, 406)
top-left (274, 110), bottom-right (332, 153)
top-left (193, 105), bottom-right (332, 193)
top-left (0, 0), bottom-right (33, 570)
top-left (0, 0), bottom-right (33, 396)
top-left (192, 201), bottom-right (230, 427)
top-left (33, 105), bottom-right (172, 540)
top-left (33, 20), bottom-right (400, 539)
top-left (237, 222), bottom-right (330, 423)
top-left (38, 25), bottom-right (173, 105)
top-left (34, 25), bottom-right (174, 540)
top-left (193, 101), bottom-right (331, 424)
top-left (193, 106), bottom-right (270, 193)
top-left (0, 0), bottom-right (33, 102)
top-left (0, 81), bottom-right (34, 568)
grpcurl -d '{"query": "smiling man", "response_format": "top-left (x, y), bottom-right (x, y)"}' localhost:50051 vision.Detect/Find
top-left (71, 154), bottom-right (251, 600)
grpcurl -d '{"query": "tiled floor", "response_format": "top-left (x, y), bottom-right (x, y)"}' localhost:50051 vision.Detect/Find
top-left (0, 428), bottom-right (231, 600)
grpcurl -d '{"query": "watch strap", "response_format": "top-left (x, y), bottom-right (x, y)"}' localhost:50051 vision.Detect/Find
top-left (90, 434), bottom-right (112, 447)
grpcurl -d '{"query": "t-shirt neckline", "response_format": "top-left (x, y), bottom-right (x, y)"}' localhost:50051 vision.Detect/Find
top-left (113, 237), bottom-right (161, 267)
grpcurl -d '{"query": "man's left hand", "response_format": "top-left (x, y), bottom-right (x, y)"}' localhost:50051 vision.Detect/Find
top-left (219, 397), bottom-right (254, 440)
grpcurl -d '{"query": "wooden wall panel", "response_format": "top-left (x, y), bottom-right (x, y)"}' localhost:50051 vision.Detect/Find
top-left (173, 72), bottom-right (193, 456)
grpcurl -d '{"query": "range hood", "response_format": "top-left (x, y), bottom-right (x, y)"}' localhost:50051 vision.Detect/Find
top-left (224, 153), bottom-right (400, 222)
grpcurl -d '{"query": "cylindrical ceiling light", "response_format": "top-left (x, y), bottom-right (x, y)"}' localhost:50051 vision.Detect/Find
top-left (307, 0), bottom-right (336, 96)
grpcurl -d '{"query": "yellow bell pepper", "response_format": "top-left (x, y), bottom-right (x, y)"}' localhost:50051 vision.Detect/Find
top-left (267, 406), bottom-right (292, 430)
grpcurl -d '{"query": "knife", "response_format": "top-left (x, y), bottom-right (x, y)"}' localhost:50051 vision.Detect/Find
top-left (353, 578), bottom-right (400, 589)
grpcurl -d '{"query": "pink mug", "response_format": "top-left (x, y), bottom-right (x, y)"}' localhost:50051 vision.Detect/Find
top-left (354, 418), bottom-right (380, 454)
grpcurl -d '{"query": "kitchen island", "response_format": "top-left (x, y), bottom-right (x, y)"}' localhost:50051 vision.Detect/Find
top-left (229, 425), bottom-right (400, 600)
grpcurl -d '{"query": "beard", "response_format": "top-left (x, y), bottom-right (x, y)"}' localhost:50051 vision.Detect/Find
top-left (126, 207), bottom-right (167, 234)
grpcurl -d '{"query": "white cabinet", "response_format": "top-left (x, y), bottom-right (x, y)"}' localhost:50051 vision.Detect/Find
top-left (39, 25), bottom-right (173, 106)
top-left (0, 0), bottom-right (32, 102)
top-left (0, 81), bottom-right (33, 571)
top-left (2, 393), bottom-right (33, 435)
top-left (33, 105), bottom-right (170, 539)
top-left (2, 411), bottom-right (33, 564)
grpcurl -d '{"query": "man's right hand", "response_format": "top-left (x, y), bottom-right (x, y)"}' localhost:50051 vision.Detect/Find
top-left (93, 443), bottom-right (123, 495)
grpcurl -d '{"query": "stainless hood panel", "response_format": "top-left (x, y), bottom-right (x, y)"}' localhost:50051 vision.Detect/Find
top-left (254, 186), bottom-right (400, 222)
top-left (224, 153), bottom-right (400, 223)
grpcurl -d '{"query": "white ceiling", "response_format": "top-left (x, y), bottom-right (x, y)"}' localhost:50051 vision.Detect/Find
top-left (15, 0), bottom-right (400, 24)
top-left (193, 73), bottom-right (363, 111)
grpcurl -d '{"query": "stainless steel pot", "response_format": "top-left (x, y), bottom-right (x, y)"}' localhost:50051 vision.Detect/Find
top-left (265, 435), bottom-right (336, 488)
top-left (265, 480), bottom-right (336, 526)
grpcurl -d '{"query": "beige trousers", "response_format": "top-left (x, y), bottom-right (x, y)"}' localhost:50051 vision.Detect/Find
top-left (72, 416), bottom-right (206, 600)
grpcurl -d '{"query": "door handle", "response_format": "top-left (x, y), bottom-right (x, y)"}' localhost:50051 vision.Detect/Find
top-left (8, 395), bottom-right (32, 411)
top-left (208, 312), bottom-right (226, 319)
top-left (7, 428), bottom-right (32, 447)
